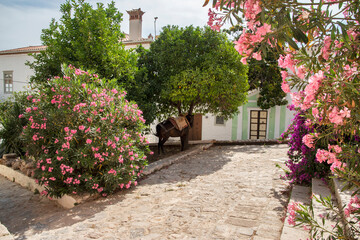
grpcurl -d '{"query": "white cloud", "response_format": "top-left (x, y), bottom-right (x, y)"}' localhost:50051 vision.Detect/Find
top-left (0, 4), bottom-right (61, 50)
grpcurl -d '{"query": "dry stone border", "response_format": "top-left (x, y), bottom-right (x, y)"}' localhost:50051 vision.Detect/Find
top-left (0, 154), bottom-right (35, 178)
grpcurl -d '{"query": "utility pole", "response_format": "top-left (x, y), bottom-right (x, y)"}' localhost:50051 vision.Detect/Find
top-left (154, 17), bottom-right (158, 39)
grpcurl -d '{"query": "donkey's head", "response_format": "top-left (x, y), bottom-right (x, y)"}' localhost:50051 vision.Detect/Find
top-left (186, 114), bottom-right (195, 128)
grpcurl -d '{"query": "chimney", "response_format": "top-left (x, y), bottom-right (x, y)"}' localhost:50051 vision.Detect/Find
top-left (126, 8), bottom-right (145, 41)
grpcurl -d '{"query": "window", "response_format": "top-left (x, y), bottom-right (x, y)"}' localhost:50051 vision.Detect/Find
top-left (249, 110), bottom-right (268, 139)
top-left (4, 71), bottom-right (13, 93)
top-left (215, 116), bottom-right (225, 125)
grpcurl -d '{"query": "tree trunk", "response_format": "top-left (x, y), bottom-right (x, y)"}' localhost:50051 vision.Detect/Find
top-left (183, 102), bottom-right (195, 148)
top-left (177, 102), bottom-right (181, 115)
top-left (188, 103), bottom-right (194, 116)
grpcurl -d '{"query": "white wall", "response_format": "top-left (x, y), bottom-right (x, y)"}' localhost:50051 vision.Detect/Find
top-left (124, 41), bottom-right (151, 50)
top-left (284, 91), bottom-right (295, 130)
top-left (0, 53), bottom-right (34, 101)
top-left (201, 114), bottom-right (232, 141)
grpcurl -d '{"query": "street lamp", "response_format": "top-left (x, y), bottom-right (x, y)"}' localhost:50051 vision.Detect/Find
top-left (154, 17), bottom-right (158, 39)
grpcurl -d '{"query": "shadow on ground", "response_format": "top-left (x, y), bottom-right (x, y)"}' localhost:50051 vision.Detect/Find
top-left (140, 145), bottom-right (234, 185)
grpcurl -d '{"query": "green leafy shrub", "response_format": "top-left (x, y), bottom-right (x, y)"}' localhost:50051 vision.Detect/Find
top-left (22, 65), bottom-right (150, 197)
top-left (0, 92), bottom-right (30, 158)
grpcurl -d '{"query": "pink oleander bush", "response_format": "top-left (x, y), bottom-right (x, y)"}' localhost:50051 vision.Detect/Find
top-left (20, 65), bottom-right (150, 198)
top-left (204, 0), bottom-right (359, 238)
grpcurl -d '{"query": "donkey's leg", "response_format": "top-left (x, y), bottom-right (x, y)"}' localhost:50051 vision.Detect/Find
top-left (158, 138), bottom-right (162, 155)
top-left (160, 137), bottom-right (169, 154)
top-left (180, 135), bottom-right (185, 151)
top-left (180, 131), bottom-right (189, 151)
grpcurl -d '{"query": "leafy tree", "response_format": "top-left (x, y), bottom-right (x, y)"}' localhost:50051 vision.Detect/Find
top-left (124, 46), bottom-right (158, 125)
top-left (135, 25), bottom-right (249, 122)
top-left (247, 55), bottom-right (287, 110)
top-left (27, 0), bottom-right (136, 84)
top-left (0, 92), bottom-right (30, 158)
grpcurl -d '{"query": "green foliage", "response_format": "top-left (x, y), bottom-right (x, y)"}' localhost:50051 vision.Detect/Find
top-left (136, 25), bottom-right (249, 121)
top-left (22, 65), bottom-right (150, 198)
top-left (124, 46), bottom-right (158, 125)
top-left (27, 0), bottom-right (136, 85)
top-left (0, 92), bottom-right (30, 158)
top-left (292, 193), bottom-right (360, 239)
top-left (248, 55), bottom-right (287, 110)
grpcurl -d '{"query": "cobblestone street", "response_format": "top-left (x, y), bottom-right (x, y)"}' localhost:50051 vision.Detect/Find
top-left (0, 144), bottom-right (289, 240)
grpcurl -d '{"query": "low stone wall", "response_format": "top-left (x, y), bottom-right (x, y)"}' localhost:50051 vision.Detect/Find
top-left (0, 165), bottom-right (91, 209)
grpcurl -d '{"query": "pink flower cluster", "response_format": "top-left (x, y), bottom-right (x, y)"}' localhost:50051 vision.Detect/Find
top-left (23, 65), bottom-right (150, 197)
top-left (328, 106), bottom-right (351, 126)
top-left (287, 201), bottom-right (300, 226)
top-left (315, 148), bottom-right (344, 172)
top-left (60, 164), bottom-right (74, 175)
top-left (281, 81), bottom-right (291, 93)
top-left (344, 195), bottom-right (360, 218)
top-left (242, 0), bottom-right (261, 24)
top-left (322, 36), bottom-right (331, 60)
top-left (234, 23), bottom-right (272, 63)
top-left (278, 53), bottom-right (296, 73)
top-left (208, 0), bottom-right (271, 63)
top-left (302, 134), bottom-right (316, 148)
top-left (302, 71), bottom-right (325, 110)
top-left (208, 9), bottom-right (224, 32)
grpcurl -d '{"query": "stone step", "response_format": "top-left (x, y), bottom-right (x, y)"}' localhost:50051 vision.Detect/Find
top-left (280, 185), bottom-right (310, 240)
top-left (0, 222), bottom-right (14, 240)
top-left (311, 178), bottom-right (338, 239)
top-left (332, 178), bottom-right (360, 238)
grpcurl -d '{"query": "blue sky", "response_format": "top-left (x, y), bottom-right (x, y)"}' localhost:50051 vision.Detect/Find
top-left (0, 0), bottom-right (210, 51)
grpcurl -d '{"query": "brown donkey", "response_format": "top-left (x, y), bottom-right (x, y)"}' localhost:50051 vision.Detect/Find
top-left (155, 114), bottom-right (194, 154)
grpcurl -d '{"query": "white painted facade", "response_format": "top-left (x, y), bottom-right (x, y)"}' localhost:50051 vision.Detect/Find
top-left (146, 90), bottom-right (295, 143)
top-left (123, 40), bottom-right (152, 50)
top-left (201, 114), bottom-right (233, 141)
top-left (284, 93), bottom-right (295, 133)
top-left (199, 89), bottom-right (295, 141)
top-left (0, 53), bottom-right (34, 101)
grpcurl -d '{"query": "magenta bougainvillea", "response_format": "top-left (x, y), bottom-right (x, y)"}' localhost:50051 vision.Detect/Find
top-left (21, 65), bottom-right (150, 198)
top-left (280, 106), bottom-right (330, 185)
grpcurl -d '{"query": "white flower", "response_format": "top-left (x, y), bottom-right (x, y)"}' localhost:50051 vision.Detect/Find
top-left (301, 11), bottom-right (310, 19)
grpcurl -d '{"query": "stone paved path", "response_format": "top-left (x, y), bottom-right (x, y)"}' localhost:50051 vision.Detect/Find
top-left (0, 144), bottom-right (289, 240)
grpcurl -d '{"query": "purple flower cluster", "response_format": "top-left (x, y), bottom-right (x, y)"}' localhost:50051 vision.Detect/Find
top-left (280, 106), bottom-right (330, 185)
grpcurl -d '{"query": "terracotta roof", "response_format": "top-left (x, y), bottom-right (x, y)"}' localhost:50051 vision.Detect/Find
top-left (0, 39), bottom-right (152, 55)
top-left (0, 45), bottom-right (47, 55)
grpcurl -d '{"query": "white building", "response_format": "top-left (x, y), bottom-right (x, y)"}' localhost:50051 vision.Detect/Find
top-left (0, 8), bottom-right (152, 101)
top-left (0, 46), bottom-right (46, 101)
top-left (122, 8), bottom-right (153, 50)
top-left (195, 89), bottom-right (294, 141)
